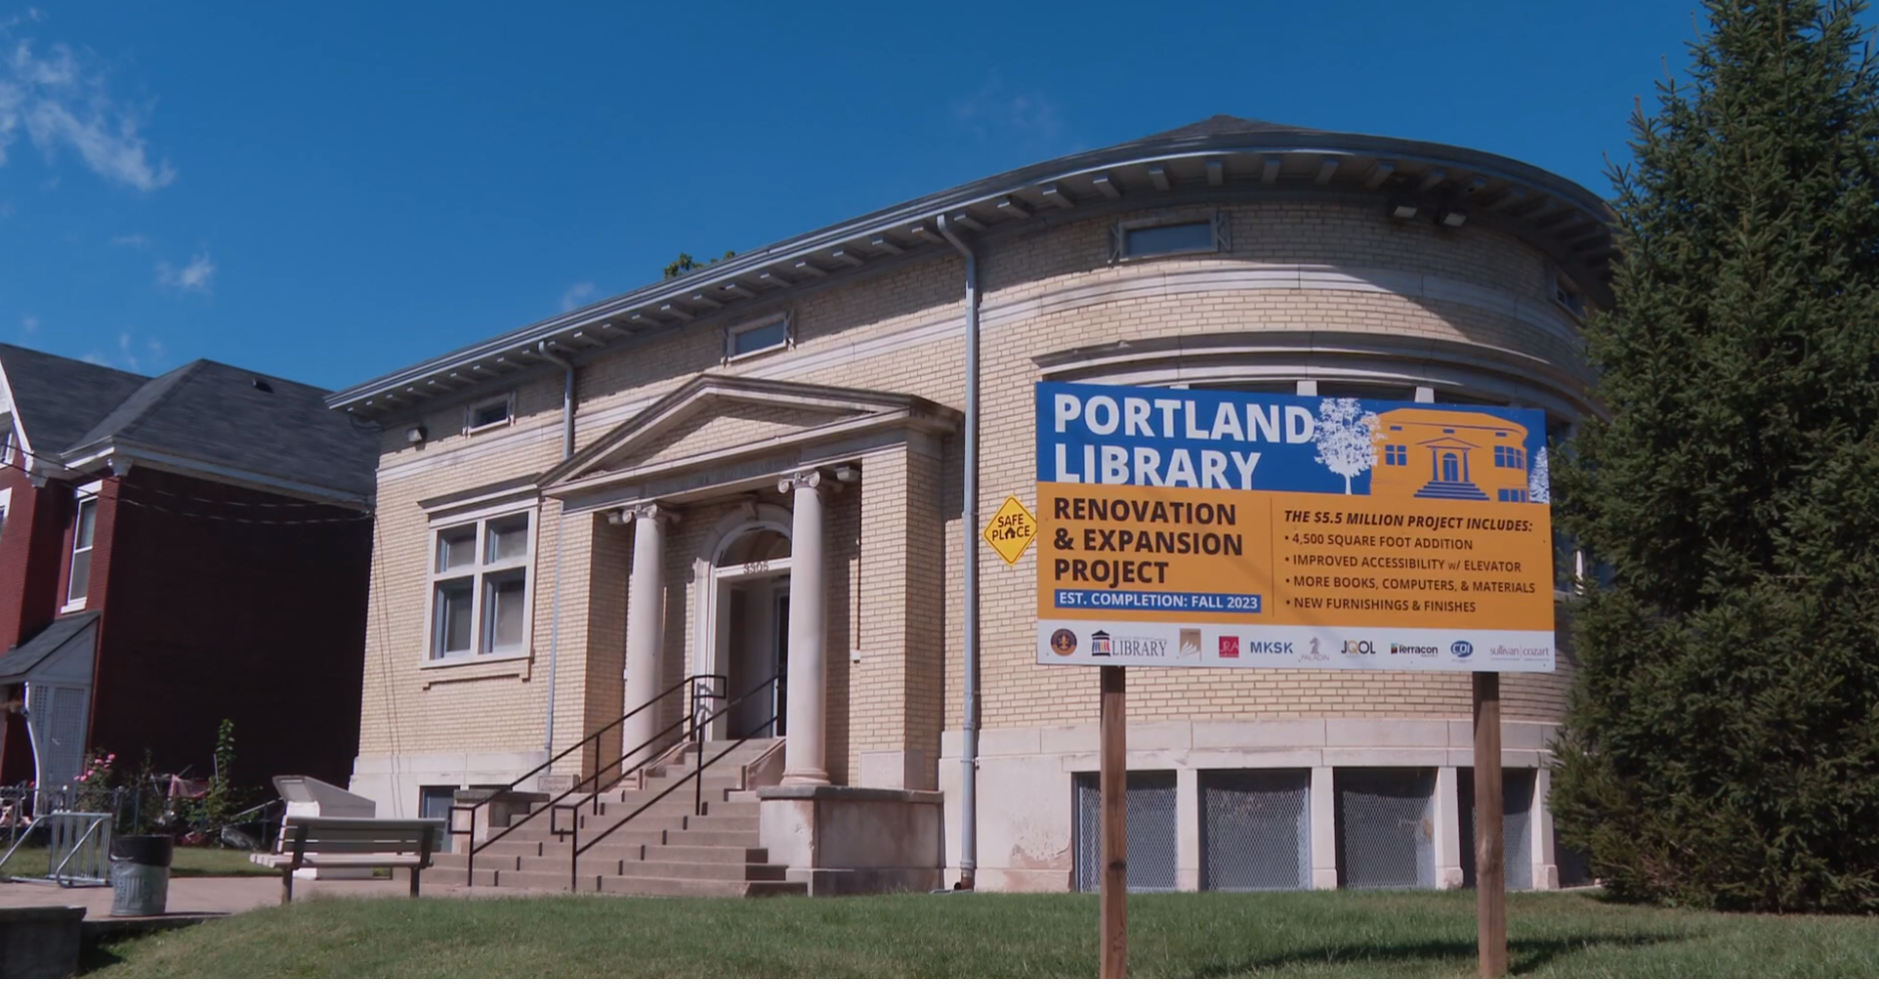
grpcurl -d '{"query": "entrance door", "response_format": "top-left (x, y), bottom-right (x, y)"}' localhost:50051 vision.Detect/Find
top-left (725, 576), bottom-right (790, 739)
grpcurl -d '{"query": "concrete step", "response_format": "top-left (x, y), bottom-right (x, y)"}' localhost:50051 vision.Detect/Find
top-left (660, 827), bottom-right (766, 848)
top-left (436, 841), bottom-right (769, 876)
top-left (594, 874), bottom-right (804, 898)
top-left (508, 855), bottom-right (788, 882)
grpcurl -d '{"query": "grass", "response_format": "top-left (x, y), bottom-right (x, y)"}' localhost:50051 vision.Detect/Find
top-left (1, 845), bottom-right (271, 879)
top-left (82, 889), bottom-right (1879, 978)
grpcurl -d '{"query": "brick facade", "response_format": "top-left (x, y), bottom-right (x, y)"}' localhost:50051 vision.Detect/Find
top-left (348, 194), bottom-right (1595, 887)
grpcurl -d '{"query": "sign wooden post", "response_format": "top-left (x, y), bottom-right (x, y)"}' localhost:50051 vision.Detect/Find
top-left (1099, 666), bottom-right (1127, 979)
top-left (1473, 671), bottom-right (1507, 978)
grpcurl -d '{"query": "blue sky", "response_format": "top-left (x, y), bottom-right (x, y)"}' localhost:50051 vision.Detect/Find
top-left (1, 2), bottom-right (1739, 390)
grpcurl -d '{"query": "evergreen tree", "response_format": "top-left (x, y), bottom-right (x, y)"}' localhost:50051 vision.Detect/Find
top-left (1552, 0), bottom-right (1879, 912)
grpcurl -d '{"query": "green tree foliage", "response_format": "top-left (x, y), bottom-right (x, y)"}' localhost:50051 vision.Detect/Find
top-left (1551, 0), bottom-right (1879, 912)
top-left (662, 250), bottom-right (736, 280)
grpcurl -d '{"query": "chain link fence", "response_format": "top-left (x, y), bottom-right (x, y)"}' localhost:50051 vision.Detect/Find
top-left (1074, 771), bottom-right (1177, 892)
top-left (1458, 767), bottom-right (1535, 891)
top-left (1335, 767), bottom-right (1437, 889)
top-left (1200, 769), bottom-right (1310, 891)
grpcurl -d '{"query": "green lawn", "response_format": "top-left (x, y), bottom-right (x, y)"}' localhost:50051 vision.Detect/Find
top-left (1, 845), bottom-right (271, 879)
top-left (83, 889), bottom-right (1879, 978)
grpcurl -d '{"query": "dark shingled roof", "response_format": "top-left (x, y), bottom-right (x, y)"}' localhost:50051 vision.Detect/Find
top-left (1133, 114), bottom-right (1322, 143)
top-left (0, 611), bottom-right (97, 683)
top-left (66, 360), bottom-right (379, 499)
top-left (0, 344), bottom-right (148, 455)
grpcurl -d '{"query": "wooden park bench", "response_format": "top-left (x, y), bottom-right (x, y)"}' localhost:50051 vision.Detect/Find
top-left (250, 816), bottom-right (445, 903)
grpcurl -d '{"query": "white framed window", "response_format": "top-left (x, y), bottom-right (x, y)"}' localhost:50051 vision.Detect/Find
top-left (426, 506), bottom-right (536, 662)
top-left (463, 394), bottom-right (514, 435)
top-left (1113, 210), bottom-right (1229, 262)
top-left (724, 314), bottom-right (791, 362)
top-left (0, 428), bottom-right (15, 465)
top-left (65, 490), bottom-right (99, 611)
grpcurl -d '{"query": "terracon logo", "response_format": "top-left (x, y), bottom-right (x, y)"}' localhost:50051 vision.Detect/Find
top-left (1390, 643), bottom-right (1438, 656)
top-left (1451, 640), bottom-right (1474, 659)
top-left (1049, 629), bottom-right (1078, 657)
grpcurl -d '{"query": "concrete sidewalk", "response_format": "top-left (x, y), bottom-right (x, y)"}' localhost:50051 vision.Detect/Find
top-left (0, 873), bottom-right (552, 920)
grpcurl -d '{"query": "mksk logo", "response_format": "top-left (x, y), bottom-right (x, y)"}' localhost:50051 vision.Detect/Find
top-left (1243, 641), bottom-right (1294, 655)
top-left (1217, 636), bottom-right (1240, 658)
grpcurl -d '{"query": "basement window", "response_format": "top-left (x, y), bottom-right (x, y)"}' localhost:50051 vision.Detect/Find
top-left (1114, 211), bottom-right (1228, 262)
top-left (465, 394), bottom-right (514, 434)
top-left (725, 315), bottom-right (791, 361)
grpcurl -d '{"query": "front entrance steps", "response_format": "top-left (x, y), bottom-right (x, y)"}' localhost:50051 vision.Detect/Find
top-left (431, 737), bottom-right (798, 897)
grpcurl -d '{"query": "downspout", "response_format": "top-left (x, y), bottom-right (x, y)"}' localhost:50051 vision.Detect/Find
top-left (539, 342), bottom-right (576, 759)
top-left (937, 214), bottom-right (980, 891)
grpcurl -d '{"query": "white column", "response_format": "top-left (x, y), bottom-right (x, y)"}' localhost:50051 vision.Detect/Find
top-left (780, 470), bottom-right (830, 786)
top-left (622, 502), bottom-right (673, 766)
top-left (1434, 765), bottom-right (1465, 889)
top-left (1310, 766), bottom-right (1337, 889)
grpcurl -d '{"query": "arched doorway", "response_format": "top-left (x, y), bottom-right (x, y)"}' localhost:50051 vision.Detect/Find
top-left (705, 514), bottom-right (791, 740)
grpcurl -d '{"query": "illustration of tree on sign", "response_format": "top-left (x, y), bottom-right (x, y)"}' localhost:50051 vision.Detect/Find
top-left (1527, 446), bottom-right (1550, 504)
top-left (1314, 398), bottom-right (1378, 494)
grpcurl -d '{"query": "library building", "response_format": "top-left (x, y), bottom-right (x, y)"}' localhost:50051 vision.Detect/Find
top-left (329, 115), bottom-right (1607, 896)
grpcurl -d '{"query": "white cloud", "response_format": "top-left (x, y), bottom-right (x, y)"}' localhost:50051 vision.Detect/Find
top-left (952, 71), bottom-right (1068, 149)
top-left (19, 313), bottom-right (36, 337)
top-left (84, 330), bottom-right (164, 372)
top-left (560, 281), bottom-right (596, 311)
top-left (155, 251), bottom-right (214, 294)
top-left (0, 29), bottom-right (175, 191)
top-left (109, 232), bottom-right (147, 248)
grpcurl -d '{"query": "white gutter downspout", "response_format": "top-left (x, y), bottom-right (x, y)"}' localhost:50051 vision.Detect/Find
top-left (937, 214), bottom-right (980, 891)
top-left (539, 342), bottom-right (576, 758)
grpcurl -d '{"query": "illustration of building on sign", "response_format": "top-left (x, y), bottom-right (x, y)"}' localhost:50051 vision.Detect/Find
top-left (1314, 398), bottom-right (1379, 494)
top-left (1368, 409), bottom-right (1532, 503)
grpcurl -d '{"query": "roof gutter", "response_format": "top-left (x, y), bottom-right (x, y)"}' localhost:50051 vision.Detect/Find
top-left (936, 213), bottom-right (981, 892)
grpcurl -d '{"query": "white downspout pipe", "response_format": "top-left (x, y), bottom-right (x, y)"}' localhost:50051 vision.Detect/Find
top-left (539, 342), bottom-right (576, 758)
top-left (937, 214), bottom-right (980, 890)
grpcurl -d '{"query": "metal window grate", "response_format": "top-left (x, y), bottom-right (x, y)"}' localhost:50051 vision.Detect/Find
top-left (1335, 767), bottom-right (1436, 889)
top-left (1459, 768), bottom-right (1536, 891)
top-left (1074, 771), bottom-right (1177, 892)
top-left (1201, 769), bottom-right (1310, 891)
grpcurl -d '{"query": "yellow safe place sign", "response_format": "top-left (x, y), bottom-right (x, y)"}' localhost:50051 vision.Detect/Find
top-left (984, 496), bottom-right (1039, 565)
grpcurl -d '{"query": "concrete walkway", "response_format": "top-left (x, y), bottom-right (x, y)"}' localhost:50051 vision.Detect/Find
top-left (0, 873), bottom-right (552, 920)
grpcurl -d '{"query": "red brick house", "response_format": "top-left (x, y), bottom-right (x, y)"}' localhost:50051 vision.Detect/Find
top-left (0, 345), bottom-right (378, 805)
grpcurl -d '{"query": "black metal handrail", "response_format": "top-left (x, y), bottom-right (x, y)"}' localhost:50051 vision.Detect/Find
top-left (567, 674), bottom-right (781, 892)
top-left (451, 672), bottom-right (724, 884)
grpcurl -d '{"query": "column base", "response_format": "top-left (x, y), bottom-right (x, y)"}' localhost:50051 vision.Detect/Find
top-left (757, 785), bottom-right (942, 896)
top-left (779, 770), bottom-right (830, 787)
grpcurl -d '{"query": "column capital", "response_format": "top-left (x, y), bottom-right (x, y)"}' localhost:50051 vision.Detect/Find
top-left (778, 469), bottom-right (834, 496)
top-left (625, 501), bottom-right (680, 524)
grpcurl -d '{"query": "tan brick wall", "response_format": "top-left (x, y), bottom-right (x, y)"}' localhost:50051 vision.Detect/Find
top-left (355, 198), bottom-right (1588, 776)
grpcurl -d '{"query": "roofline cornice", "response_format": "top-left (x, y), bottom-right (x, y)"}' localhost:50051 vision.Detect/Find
top-left (329, 127), bottom-right (1616, 418)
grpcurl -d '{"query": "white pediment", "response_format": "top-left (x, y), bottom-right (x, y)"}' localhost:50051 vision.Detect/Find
top-left (541, 374), bottom-right (956, 496)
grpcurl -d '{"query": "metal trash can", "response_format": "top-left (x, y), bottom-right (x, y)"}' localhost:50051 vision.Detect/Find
top-left (109, 835), bottom-right (174, 917)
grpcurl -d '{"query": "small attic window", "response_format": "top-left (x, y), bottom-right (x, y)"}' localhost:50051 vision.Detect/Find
top-left (251, 377), bottom-right (274, 393)
top-left (466, 394), bottom-right (514, 434)
top-left (1113, 211), bottom-right (1229, 262)
top-left (725, 315), bottom-right (791, 362)
top-left (1549, 266), bottom-right (1587, 320)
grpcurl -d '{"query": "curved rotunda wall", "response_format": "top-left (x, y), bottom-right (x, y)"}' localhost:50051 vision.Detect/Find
top-left (921, 196), bottom-right (1587, 734)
